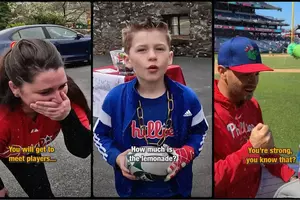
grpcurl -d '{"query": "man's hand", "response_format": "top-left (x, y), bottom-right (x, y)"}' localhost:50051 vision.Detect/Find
top-left (163, 144), bottom-right (195, 182)
top-left (116, 149), bottom-right (137, 181)
top-left (249, 123), bottom-right (274, 149)
top-left (30, 91), bottom-right (71, 121)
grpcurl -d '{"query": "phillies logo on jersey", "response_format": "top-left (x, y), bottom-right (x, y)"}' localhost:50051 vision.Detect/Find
top-left (131, 120), bottom-right (174, 139)
top-left (227, 121), bottom-right (255, 139)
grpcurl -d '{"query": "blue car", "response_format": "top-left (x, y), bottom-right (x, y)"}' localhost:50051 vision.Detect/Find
top-left (0, 24), bottom-right (91, 64)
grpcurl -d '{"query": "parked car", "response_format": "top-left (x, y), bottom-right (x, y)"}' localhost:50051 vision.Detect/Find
top-left (0, 24), bottom-right (91, 64)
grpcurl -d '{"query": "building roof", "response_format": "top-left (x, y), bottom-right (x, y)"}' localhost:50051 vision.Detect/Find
top-left (218, 2), bottom-right (282, 11)
top-left (258, 2), bottom-right (282, 11)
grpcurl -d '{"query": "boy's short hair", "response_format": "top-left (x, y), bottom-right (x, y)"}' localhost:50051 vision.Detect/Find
top-left (122, 17), bottom-right (172, 54)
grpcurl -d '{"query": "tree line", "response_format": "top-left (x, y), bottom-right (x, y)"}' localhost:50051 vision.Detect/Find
top-left (0, 2), bottom-right (91, 30)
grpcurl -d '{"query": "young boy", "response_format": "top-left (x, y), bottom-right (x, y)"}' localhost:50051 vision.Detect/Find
top-left (93, 17), bottom-right (209, 198)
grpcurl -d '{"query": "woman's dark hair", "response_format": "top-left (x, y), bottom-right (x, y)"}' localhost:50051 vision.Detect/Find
top-left (66, 76), bottom-right (91, 122)
top-left (0, 39), bottom-right (91, 122)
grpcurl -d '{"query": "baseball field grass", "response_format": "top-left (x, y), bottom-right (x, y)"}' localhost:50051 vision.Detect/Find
top-left (255, 72), bottom-right (300, 156)
top-left (214, 54), bottom-right (300, 156)
top-left (260, 55), bottom-right (300, 69)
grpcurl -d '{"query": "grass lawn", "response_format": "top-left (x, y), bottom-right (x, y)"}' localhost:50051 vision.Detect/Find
top-left (214, 73), bottom-right (300, 156)
top-left (254, 73), bottom-right (300, 156)
top-left (261, 56), bottom-right (300, 69)
top-left (214, 53), bottom-right (300, 69)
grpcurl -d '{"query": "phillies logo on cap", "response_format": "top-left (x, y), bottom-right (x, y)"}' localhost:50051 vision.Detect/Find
top-left (10, 41), bottom-right (16, 48)
top-left (244, 44), bottom-right (258, 61)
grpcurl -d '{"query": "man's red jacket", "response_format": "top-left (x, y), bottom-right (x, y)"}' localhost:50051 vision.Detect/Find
top-left (214, 79), bottom-right (294, 198)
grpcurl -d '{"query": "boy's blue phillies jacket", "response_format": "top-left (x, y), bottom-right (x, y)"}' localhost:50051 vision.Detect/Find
top-left (93, 75), bottom-right (209, 197)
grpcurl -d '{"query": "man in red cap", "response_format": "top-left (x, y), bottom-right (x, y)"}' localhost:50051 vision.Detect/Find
top-left (214, 36), bottom-right (297, 198)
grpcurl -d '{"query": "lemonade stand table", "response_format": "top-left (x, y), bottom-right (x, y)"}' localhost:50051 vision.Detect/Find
top-left (93, 65), bottom-right (186, 118)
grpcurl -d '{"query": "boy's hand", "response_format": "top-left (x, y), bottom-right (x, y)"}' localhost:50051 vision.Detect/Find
top-left (289, 176), bottom-right (298, 182)
top-left (0, 188), bottom-right (8, 197)
top-left (163, 144), bottom-right (195, 182)
top-left (116, 149), bottom-right (137, 181)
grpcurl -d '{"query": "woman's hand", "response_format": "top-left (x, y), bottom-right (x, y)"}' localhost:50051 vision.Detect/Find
top-left (30, 91), bottom-right (71, 121)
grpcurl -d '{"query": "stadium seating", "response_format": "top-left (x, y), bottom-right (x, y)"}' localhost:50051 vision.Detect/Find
top-left (215, 10), bottom-right (281, 22)
top-left (214, 2), bottom-right (298, 54)
top-left (214, 36), bottom-right (291, 53)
